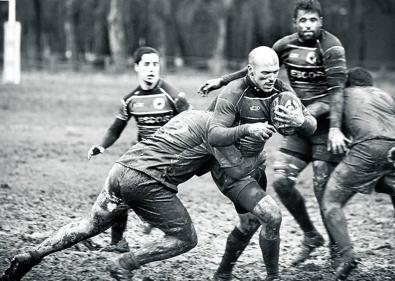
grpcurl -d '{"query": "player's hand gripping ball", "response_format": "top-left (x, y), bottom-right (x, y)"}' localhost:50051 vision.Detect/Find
top-left (271, 91), bottom-right (303, 136)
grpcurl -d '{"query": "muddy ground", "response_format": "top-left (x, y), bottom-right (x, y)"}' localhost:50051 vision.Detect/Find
top-left (0, 72), bottom-right (394, 280)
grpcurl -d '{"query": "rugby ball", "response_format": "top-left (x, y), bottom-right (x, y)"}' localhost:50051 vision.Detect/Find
top-left (270, 91), bottom-right (302, 136)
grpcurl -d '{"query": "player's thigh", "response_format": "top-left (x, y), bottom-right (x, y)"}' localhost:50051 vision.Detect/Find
top-left (119, 168), bottom-right (193, 236)
top-left (327, 140), bottom-right (394, 195)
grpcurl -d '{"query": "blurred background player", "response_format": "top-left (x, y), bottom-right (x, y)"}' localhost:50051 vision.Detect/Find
top-left (198, 0), bottom-right (349, 264)
top-left (323, 67), bottom-right (395, 280)
top-left (208, 46), bottom-right (317, 281)
top-left (87, 46), bottom-right (191, 252)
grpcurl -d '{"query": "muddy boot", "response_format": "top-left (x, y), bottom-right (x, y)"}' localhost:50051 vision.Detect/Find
top-left (291, 231), bottom-right (325, 266)
top-left (212, 271), bottom-right (232, 281)
top-left (107, 259), bottom-right (134, 281)
top-left (1, 253), bottom-right (41, 281)
top-left (334, 248), bottom-right (358, 281)
top-left (81, 238), bottom-right (102, 251)
top-left (264, 273), bottom-right (281, 281)
top-left (102, 238), bottom-right (130, 253)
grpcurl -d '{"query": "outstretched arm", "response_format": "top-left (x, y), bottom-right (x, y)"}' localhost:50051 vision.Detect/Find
top-left (88, 118), bottom-right (127, 159)
top-left (198, 67), bottom-right (248, 96)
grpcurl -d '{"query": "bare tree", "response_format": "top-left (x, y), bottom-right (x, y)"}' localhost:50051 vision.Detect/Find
top-left (107, 0), bottom-right (127, 71)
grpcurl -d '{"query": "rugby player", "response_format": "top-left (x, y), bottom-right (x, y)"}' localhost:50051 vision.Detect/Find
top-left (87, 46), bottom-right (191, 252)
top-left (322, 67), bottom-right (395, 280)
top-left (199, 0), bottom-right (349, 265)
top-left (207, 46), bottom-right (317, 281)
top-left (1, 89), bottom-right (316, 281)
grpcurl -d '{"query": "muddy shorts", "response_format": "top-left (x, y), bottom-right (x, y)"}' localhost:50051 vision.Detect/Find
top-left (279, 132), bottom-right (343, 164)
top-left (328, 139), bottom-right (395, 194)
top-left (210, 160), bottom-right (267, 214)
top-left (98, 163), bottom-right (192, 235)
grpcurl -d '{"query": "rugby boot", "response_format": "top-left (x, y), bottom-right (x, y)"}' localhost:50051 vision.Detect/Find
top-left (212, 271), bottom-right (232, 281)
top-left (108, 259), bottom-right (134, 281)
top-left (264, 273), bottom-right (281, 281)
top-left (335, 259), bottom-right (358, 280)
top-left (102, 238), bottom-right (130, 253)
top-left (1, 252), bottom-right (41, 281)
top-left (291, 231), bottom-right (325, 266)
top-left (81, 238), bottom-right (102, 251)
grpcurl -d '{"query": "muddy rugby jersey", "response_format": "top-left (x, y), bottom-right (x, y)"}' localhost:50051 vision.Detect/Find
top-left (272, 30), bottom-right (347, 105)
top-left (343, 86), bottom-right (395, 146)
top-left (209, 76), bottom-right (315, 155)
top-left (116, 79), bottom-right (189, 141)
top-left (117, 111), bottom-right (248, 191)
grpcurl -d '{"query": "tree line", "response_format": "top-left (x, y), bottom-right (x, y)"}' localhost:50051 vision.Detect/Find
top-left (0, 0), bottom-right (394, 72)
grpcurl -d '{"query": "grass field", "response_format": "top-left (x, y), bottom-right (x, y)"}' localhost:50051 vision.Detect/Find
top-left (0, 70), bottom-right (394, 281)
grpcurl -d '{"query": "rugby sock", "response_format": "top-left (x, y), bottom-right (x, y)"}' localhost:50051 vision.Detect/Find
top-left (259, 234), bottom-right (280, 276)
top-left (111, 213), bottom-right (128, 244)
top-left (216, 227), bottom-right (255, 274)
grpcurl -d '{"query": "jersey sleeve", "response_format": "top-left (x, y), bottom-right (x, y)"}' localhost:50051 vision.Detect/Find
top-left (160, 80), bottom-right (191, 113)
top-left (116, 97), bottom-right (132, 121)
top-left (320, 33), bottom-right (347, 128)
top-left (221, 66), bottom-right (248, 85)
top-left (208, 83), bottom-right (249, 146)
top-left (298, 104), bottom-right (317, 136)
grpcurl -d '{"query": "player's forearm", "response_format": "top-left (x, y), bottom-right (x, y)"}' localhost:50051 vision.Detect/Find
top-left (297, 115), bottom-right (317, 136)
top-left (99, 119), bottom-right (127, 148)
top-left (221, 67), bottom-right (248, 85)
top-left (329, 88), bottom-right (344, 129)
top-left (208, 124), bottom-right (249, 146)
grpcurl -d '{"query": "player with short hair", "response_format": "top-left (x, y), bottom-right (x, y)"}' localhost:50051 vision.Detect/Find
top-left (208, 46), bottom-right (317, 281)
top-left (199, 0), bottom-right (349, 266)
top-left (87, 46), bottom-right (191, 252)
top-left (322, 67), bottom-right (395, 280)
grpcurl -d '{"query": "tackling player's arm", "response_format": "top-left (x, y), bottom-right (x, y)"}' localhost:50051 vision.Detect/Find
top-left (198, 67), bottom-right (247, 96)
top-left (321, 41), bottom-right (350, 154)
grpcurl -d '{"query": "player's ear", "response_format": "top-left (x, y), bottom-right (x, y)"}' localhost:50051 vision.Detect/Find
top-left (319, 17), bottom-right (323, 28)
top-left (247, 64), bottom-right (254, 76)
top-left (134, 63), bottom-right (139, 72)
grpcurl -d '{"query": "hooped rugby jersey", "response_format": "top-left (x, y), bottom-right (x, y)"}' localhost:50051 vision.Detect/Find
top-left (273, 30), bottom-right (347, 104)
top-left (209, 76), bottom-right (315, 155)
top-left (116, 79), bottom-right (189, 141)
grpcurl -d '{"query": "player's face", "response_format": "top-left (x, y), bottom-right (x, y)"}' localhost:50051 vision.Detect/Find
top-left (135, 53), bottom-right (160, 88)
top-left (249, 62), bottom-right (279, 92)
top-left (294, 10), bottom-right (322, 42)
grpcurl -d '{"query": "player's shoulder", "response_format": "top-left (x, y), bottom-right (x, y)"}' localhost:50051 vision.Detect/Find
top-left (273, 33), bottom-right (298, 52)
top-left (121, 85), bottom-right (141, 103)
top-left (319, 30), bottom-right (344, 50)
top-left (218, 78), bottom-right (247, 103)
top-left (157, 79), bottom-right (180, 94)
top-left (273, 79), bottom-right (294, 93)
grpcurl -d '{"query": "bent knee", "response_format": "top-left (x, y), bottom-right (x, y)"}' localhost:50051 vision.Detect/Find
top-left (272, 174), bottom-right (296, 196)
top-left (174, 223), bottom-right (198, 251)
top-left (253, 195), bottom-right (282, 226)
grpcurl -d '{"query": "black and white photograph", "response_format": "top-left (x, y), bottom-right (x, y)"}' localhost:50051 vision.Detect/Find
top-left (0, 0), bottom-right (394, 280)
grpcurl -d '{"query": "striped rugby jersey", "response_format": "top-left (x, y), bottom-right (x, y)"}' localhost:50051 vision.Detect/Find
top-left (273, 29), bottom-right (347, 105)
top-left (116, 79), bottom-right (189, 141)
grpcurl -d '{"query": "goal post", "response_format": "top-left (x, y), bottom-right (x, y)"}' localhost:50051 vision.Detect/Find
top-left (2, 0), bottom-right (21, 84)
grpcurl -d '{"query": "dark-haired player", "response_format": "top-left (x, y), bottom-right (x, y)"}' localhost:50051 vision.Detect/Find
top-left (208, 46), bottom-right (316, 281)
top-left (199, 0), bottom-right (349, 266)
top-left (87, 46), bottom-right (191, 252)
top-left (323, 67), bottom-right (395, 280)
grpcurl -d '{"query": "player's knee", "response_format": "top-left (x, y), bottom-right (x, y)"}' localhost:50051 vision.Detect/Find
top-left (253, 196), bottom-right (282, 238)
top-left (272, 172), bottom-right (295, 197)
top-left (256, 196), bottom-right (282, 240)
top-left (176, 223), bottom-right (198, 251)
